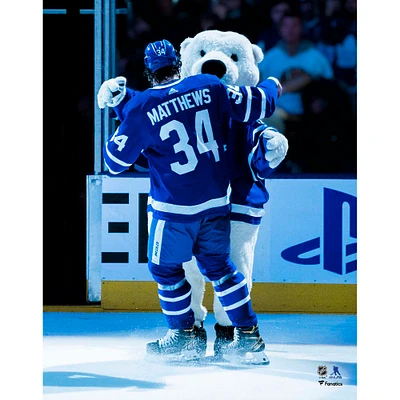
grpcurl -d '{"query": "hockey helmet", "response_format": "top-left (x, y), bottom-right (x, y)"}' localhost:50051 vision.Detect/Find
top-left (144, 40), bottom-right (179, 73)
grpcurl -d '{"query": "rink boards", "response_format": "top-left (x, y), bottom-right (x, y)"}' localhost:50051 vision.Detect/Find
top-left (86, 174), bottom-right (357, 313)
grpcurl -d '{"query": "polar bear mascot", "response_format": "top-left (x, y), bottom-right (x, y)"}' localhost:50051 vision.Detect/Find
top-left (178, 30), bottom-right (288, 357)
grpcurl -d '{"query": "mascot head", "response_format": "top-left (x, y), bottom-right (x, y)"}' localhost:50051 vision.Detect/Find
top-left (180, 30), bottom-right (264, 86)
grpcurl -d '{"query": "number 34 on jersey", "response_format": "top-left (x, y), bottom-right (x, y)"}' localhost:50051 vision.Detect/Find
top-left (110, 109), bottom-right (220, 175)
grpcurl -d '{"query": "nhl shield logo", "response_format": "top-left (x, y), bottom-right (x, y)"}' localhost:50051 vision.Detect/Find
top-left (318, 365), bottom-right (328, 377)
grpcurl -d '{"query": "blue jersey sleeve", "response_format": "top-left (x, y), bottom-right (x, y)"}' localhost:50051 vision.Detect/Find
top-left (113, 87), bottom-right (138, 122)
top-left (221, 77), bottom-right (279, 124)
top-left (103, 111), bottom-right (151, 175)
top-left (106, 87), bottom-right (152, 173)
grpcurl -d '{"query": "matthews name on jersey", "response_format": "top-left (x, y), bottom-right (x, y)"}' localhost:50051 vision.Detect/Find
top-left (104, 73), bottom-right (279, 222)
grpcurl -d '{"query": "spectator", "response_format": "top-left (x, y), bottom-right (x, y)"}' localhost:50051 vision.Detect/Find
top-left (298, 0), bottom-right (320, 40)
top-left (309, 0), bottom-right (357, 106)
top-left (174, 0), bottom-right (212, 35)
top-left (211, 0), bottom-right (258, 42)
top-left (338, 0), bottom-right (357, 108)
top-left (198, 10), bottom-right (222, 31)
top-left (174, 0), bottom-right (210, 20)
top-left (132, 0), bottom-right (196, 45)
top-left (117, 0), bottom-right (198, 90)
top-left (308, 0), bottom-right (347, 45)
top-left (258, 11), bottom-right (334, 133)
top-left (256, 1), bottom-right (294, 52)
top-left (258, 10), bottom-right (335, 173)
top-left (301, 78), bottom-right (357, 174)
top-left (344, 0), bottom-right (357, 30)
top-left (116, 19), bottom-right (153, 90)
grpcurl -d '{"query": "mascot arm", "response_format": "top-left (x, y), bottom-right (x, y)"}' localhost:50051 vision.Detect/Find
top-left (257, 77), bottom-right (282, 118)
top-left (224, 77), bottom-right (280, 124)
top-left (250, 124), bottom-right (288, 179)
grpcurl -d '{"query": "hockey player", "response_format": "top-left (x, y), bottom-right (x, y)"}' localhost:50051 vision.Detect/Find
top-left (102, 39), bottom-right (281, 364)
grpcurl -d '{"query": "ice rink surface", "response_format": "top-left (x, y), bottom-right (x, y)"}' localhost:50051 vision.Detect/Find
top-left (43, 312), bottom-right (356, 400)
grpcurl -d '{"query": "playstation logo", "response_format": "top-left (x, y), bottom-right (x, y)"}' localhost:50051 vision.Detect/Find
top-left (281, 188), bottom-right (357, 275)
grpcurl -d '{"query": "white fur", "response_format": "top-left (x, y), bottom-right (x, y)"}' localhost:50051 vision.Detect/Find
top-left (262, 128), bottom-right (289, 169)
top-left (182, 257), bottom-right (207, 327)
top-left (97, 76), bottom-right (127, 109)
top-left (180, 30), bottom-right (263, 87)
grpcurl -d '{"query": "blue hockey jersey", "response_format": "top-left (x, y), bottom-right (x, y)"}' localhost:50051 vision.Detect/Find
top-left (104, 74), bottom-right (279, 222)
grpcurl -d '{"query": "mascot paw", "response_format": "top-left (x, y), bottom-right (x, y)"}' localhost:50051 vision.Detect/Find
top-left (97, 76), bottom-right (127, 109)
top-left (263, 128), bottom-right (288, 169)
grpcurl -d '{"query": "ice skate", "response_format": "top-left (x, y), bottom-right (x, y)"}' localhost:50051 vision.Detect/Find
top-left (146, 325), bottom-right (206, 362)
top-left (196, 322), bottom-right (208, 355)
top-left (213, 323), bottom-right (234, 359)
top-left (221, 325), bottom-right (270, 365)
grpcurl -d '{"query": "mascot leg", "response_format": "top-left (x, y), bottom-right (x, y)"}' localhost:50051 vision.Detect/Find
top-left (183, 257), bottom-right (208, 328)
top-left (183, 257), bottom-right (208, 352)
top-left (213, 220), bottom-right (260, 357)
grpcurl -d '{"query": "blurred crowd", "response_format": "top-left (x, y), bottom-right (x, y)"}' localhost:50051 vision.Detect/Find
top-left (116, 0), bottom-right (357, 174)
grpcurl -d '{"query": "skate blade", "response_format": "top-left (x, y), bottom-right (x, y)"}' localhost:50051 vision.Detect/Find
top-left (223, 350), bottom-right (270, 366)
top-left (145, 349), bottom-right (203, 364)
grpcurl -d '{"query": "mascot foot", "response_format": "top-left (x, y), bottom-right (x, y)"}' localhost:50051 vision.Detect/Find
top-left (214, 323), bottom-right (234, 358)
top-left (221, 325), bottom-right (270, 366)
top-left (146, 326), bottom-right (206, 362)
